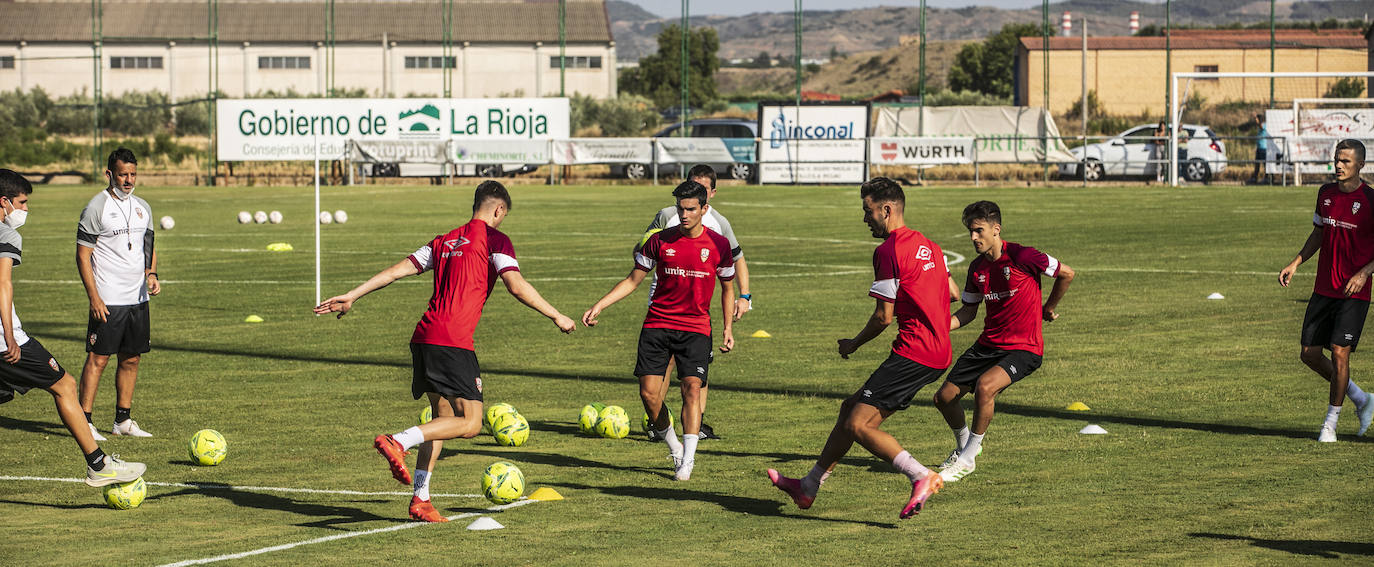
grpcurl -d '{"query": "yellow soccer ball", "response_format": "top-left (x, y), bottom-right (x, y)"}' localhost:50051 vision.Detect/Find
top-left (103, 477), bottom-right (147, 510)
top-left (642, 406), bottom-right (674, 435)
top-left (419, 405), bottom-right (433, 425)
top-left (595, 405), bottom-right (630, 439)
top-left (484, 403), bottom-right (517, 434)
top-left (189, 429), bottom-right (227, 466)
top-left (578, 402), bottom-right (606, 434)
top-left (481, 461), bottom-right (526, 505)
top-left (491, 412), bottom-right (530, 447)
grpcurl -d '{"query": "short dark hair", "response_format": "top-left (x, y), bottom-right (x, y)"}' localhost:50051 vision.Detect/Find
top-left (107, 147), bottom-right (137, 172)
top-left (686, 164), bottom-right (717, 190)
top-left (672, 180), bottom-right (709, 206)
top-left (0, 169), bottom-right (33, 201)
top-left (1336, 139), bottom-right (1366, 163)
top-left (962, 200), bottom-right (1002, 228)
top-left (859, 177), bottom-right (904, 206)
top-left (472, 180), bottom-right (511, 213)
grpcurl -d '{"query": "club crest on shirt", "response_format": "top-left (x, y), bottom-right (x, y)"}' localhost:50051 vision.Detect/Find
top-left (1003, 266), bottom-right (1012, 280)
top-left (48, 358), bottom-right (59, 372)
top-left (1354, 202), bottom-right (1362, 215)
top-left (700, 248), bottom-right (709, 262)
top-left (135, 208), bottom-right (144, 219)
top-left (475, 377), bottom-right (483, 392)
top-left (88, 333), bottom-right (97, 345)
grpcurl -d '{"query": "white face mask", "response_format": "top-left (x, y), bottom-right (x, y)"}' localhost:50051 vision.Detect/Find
top-left (3, 200), bottom-right (26, 229)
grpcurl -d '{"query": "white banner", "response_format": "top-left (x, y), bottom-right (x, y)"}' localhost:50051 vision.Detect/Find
top-left (552, 138), bottom-right (653, 165)
top-left (869, 137), bottom-right (975, 165)
top-left (757, 104), bottom-right (869, 184)
top-left (656, 138), bottom-right (736, 164)
top-left (1267, 108), bottom-right (1374, 175)
top-left (873, 106), bottom-right (1075, 163)
top-left (345, 140), bottom-right (449, 164)
top-left (449, 140), bottom-right (550, 164)
top-left (218, 98), bottom-right (570, 161)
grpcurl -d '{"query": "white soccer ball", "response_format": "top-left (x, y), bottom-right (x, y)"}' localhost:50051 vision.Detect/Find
top-left (159, 216), bottom-right (175, 230)
top-left (318, 211), bottom-right (334, 224)
top-left (268, 211), bottom-right (283, 224)
top-left (253, 211), bottom-right (268, 224)
top-left (333, 210), bottom-right (348, 224)
top-left (237, 211), bottom-right (252, 224)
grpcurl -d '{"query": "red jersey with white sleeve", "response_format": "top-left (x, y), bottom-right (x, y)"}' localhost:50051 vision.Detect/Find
top-left (868, 226), bottom-right (952, 369)
top-left (1313, 182), bottom-right (1374, 301)
top-left (634, 227), bottom-right (736, 336)
top-left (962, 241), bottom-right (1060, 356)
top-left (406, 219), bottom-right (520, 349)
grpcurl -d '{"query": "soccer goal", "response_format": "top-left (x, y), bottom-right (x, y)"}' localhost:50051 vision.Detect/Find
top-left (1169, 71), bottom-right (1374, 186)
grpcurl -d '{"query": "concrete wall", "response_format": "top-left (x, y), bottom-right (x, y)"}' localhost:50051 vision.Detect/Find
top-left (0, 41), bottom-right (616, 100)
top-left (1019, 46), bottom-right (1367, 117)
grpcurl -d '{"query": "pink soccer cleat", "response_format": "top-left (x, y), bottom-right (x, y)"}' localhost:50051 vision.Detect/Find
top-left (899, 473), bottom-right (943, 519)
top-left (767, 469), bottom-right (814, 510)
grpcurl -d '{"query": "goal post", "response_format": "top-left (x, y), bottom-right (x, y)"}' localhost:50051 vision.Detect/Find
top-left (1169, 71), bottom-right (1374, 187)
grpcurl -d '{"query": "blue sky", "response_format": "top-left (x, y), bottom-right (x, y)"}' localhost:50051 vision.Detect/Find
top-left (623, 1), bottom-right (1131, 18)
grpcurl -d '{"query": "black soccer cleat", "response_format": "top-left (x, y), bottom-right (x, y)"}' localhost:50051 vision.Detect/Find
top-left (698, 422), bottom-right (720, 440)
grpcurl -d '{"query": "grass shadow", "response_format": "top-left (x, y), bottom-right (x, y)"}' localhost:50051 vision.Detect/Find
top-left (0, 415), bottom-right (70, 436)
top-left (546, 480), bottom-right (897, 528)
top-left (0, 498), bottom-right (106, 510)
top-left (1189, 532), bottom-right (1374, 558)
top-left (148, 483), bottom-right (407, 530)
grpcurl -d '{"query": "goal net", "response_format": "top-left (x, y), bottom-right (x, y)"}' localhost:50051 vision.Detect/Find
top-left (1170, 71), bottom-right (1373, 186)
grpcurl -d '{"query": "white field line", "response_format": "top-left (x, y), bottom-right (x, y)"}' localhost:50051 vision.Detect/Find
top-left (157, 499), bottom-right (540, 567)
top-left (0, 475), bottom-right (479, 498)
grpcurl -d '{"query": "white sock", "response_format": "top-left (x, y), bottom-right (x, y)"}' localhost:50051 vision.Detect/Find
top-left (682, 434), bottom-right (699, 464)
top-left (952, 426), bottom-right (970, 452)
top-left (801, 464), bottom-right (829, 496)
top-left (1324, 405), bottom-right (1342, 429)
top-left (891, 450), bottom-right (930, 484)
top-left (413, 469), bottom-right (431, 501)
top-left (659, 425), bottom-right (683, 458)
top-left (393, 426), bottom-right (425, 451)
top-left (962, 432), bottom-right (985, 461)
top-left (1348, 380), bottom-right (1370, 408)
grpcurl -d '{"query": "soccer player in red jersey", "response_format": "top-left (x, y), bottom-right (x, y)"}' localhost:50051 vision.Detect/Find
top-left (314, 181), bottom-right (575, 521)
top-left (1279, 139), bottom-right (1374, 442)
top-left (767, 177), bottom-right (950, 520)
top-left (933, 201), bottom-right (1074, 481)
top-left (583, 180), bottom-right (736, 481)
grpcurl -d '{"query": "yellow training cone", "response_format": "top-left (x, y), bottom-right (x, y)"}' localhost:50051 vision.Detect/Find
top-left (750, 330), bottom-right (772, 338)
top-left (527, 487), bottom-right (564, 501)
top-left (1065, 402), bottom-right (1090, 411)
top-left (244, 315), bottom-right (264, 323)
top-left (266, 242), bottom-right (294, 252)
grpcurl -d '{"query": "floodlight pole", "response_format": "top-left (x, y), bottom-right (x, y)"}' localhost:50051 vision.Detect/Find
top-left (442, 0), bottom-right (453, 97)
top-left (559, 0), bottom-right (566, 97)
top-left (208, 0), bottom-right (218, 186)
top-left (794, 0), bottom-right (802, 107)
top-left (91, 0), bottom-right (102, 180)
top-left (1269, 0), bottom-right (1275, 108)
top-left (680, 0), bottom-right (689, 136)
top-left (1081, 17), bottom-right (1087, 188)
top-left (917, 0), bottom-right (925, 135)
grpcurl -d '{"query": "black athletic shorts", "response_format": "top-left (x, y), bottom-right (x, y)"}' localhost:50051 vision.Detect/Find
top-left (1301, 293), bottom-right (1369, 351)
top-left (410, 343), bottom-right (483, 401)
top-left (634, 327), bottom-right (712, 384)
top-left (944, 342), bottom-right (1043, 387)
top-left (86, 302), bottom-right (150, 355)
top-left (855, 352), bottom-right (946, 412)
top-left (0, 338), bottom-right (67, 402)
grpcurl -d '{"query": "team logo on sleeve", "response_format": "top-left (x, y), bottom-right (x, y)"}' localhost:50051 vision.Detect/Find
top-left (475, 377), bottom-right (483, 392)
top-left (48, 358), bottom-right (59, 371)
top-left (88, 333), bottom-right (97, 345)
top-left (915, 246), bottom-right (932, 261)
top-left (700, 248), bottom-right (710, 262)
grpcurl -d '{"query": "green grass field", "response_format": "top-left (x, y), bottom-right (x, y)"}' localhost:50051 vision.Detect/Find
top-left (1, 181), bottom-right (1371, 566)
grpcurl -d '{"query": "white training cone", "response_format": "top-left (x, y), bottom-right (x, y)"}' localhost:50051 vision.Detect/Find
top-left (1207, 293), bottom-right (1225, 300)
top-left (466, 516), bottom-right (504, 531)
top-left (1079, 424), bottom-right (1108, 435)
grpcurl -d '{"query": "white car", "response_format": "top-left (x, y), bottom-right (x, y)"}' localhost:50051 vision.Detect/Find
top-left (1059, 123), bottom-right (1227, 182)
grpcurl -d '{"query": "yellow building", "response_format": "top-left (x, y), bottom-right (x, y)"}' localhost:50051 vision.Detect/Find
top-left (1016, 29), bottom-right (1367, 117)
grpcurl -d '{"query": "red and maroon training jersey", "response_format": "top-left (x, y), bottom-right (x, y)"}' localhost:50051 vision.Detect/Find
top-left (407, 218), bottom-right (520, 350)
top-left (962, 241), bottom-right (1060, 356)
top-left (1313, 182), bottom-right (1374, 301)
top-left (868, 226), bottom-right (952, 369)
top-left (634, 228), bottom-right (736, 336)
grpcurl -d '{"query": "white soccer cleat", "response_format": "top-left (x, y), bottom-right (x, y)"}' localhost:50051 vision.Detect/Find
top-left (939, 449), bottom-right (960, 470)
top-left (112, 419), bottom-right (153, 437)
top-left (85, 455), bottom-right (146, 487)
top-left (1318, 425), bottom-right (1337, 443)
top-left (674, 458), bottom-right (694, 481)
top-left (1357, 397), bottom-right (1374, 437)
top-left (939, 457), bottom-right (976, 482)
top-left (87, 422), bottom-right (107, 442)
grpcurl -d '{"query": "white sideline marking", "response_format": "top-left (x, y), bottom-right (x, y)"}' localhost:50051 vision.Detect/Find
top-left (158, 499), bottom-right (540, 567)
top-left (0, 475), bottom-right (479, 498)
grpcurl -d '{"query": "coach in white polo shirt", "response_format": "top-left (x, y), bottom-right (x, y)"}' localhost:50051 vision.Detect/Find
top-left (76, 148), bottom-right (161, 440)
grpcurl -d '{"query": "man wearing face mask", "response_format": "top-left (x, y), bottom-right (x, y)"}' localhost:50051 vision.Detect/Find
top-left (0, 169), bottom-right (147, 486)
top-left (75, 148), bottom-right (160, 440)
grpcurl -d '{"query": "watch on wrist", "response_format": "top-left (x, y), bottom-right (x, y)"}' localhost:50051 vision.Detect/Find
top-left (739, 293), bottom-right (752, 300)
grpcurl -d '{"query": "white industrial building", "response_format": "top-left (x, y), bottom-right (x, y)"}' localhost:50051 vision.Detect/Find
top-left (0, 0), bottom-right (618, 99)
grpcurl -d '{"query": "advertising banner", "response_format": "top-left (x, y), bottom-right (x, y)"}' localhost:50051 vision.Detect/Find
top-left (657, 138), bottom-right (736, 164)
top-left (1266, 109), bottom-right (1374, 175)
top-left (869, 137), bottom-right (975, 165)
top-left (873, 106), bottom-right (1075, 163)
top-left (345, 140), bottom-right (448, 164)
top-left (218, 98), bottom-right (570, 161)
top-left (449, 140), bottom-right (550, 164)
top-left (552, 138), bottom-right (653, 165)
top-left (757, 104), bottom-right (869, 184)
